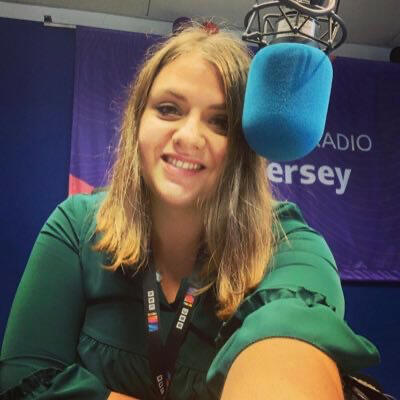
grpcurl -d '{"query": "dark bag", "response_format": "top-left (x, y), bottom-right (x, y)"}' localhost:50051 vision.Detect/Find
top-left (343, 374), bottom-right (397, 400)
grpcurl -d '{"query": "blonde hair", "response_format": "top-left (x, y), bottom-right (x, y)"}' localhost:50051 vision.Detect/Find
top-left (94, 27), bottom-right (278, 319)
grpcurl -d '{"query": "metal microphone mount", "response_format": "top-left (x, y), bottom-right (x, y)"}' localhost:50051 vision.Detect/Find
top-left (242, 0), bottom-right (347, 53)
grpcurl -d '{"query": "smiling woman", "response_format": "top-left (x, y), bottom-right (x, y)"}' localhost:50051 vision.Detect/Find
top-left (94, 27), bottom-right (274, 319)
top-left (0, 25), bottom-right (380, 400)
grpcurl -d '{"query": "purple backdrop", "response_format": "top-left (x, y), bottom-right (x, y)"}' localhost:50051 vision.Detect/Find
top-left (69, 26), bottom-right (400, 281)
top-left (69, 27), bottom-right (161, 193)
top-left (269, 57), bottom-right (400, 281)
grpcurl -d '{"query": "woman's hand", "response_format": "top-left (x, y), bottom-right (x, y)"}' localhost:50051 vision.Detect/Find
top-left (221, 338), bottom-right (344, 400)
top-left (108, 391), bottom-right (140, 400)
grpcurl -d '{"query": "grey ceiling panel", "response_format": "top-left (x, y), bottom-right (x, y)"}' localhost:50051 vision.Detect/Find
top-left (148, 0), bottom-right (254, 30)
top-left (0, 0), bottom-right (149, 18)
top-left (148, 0), bottom-right (400, 47)
top-left (1, 0), bottom-right (400, 47)
top-left (338, 0), bottom-right (400, 46)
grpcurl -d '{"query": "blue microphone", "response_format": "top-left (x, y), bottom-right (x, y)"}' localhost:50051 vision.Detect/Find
top-left (242, 0), bottom-right (347, 162)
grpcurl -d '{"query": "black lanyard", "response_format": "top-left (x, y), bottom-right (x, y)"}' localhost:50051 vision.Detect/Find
top-left (143, 264), bottom-right (198, 399)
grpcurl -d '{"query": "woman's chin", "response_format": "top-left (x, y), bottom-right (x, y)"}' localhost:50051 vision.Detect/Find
top-left (160, 194), bottom-right (199, 209)
top-left (151, 186), bottom-right (203, 210)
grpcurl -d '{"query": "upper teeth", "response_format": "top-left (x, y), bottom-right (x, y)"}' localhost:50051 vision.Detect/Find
top-left (166, 156), bottom-right (202, 170)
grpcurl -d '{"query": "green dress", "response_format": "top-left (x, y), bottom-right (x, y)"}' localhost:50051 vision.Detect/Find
top-left (0, 192), bottom-right (379, 399)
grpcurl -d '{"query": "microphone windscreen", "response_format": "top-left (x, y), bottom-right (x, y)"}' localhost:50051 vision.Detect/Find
top-left (242, 43), bottom-right (333, 162)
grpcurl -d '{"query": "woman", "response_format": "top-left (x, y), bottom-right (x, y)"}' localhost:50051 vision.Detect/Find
top-left (0, 27), bottom-right (379, 399)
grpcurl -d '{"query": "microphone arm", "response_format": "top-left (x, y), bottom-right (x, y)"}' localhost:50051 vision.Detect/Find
top-left (243, 0), bottom-right (347, 53)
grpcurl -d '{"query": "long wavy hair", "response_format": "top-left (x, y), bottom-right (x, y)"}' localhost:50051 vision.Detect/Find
top-left (94, 27), bottom-right (279, 319)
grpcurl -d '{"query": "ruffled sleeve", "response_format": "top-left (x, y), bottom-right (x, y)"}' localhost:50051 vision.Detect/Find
top-left (0, 365), bottom-right (108, 399)
top-left (206, 201), bottom-right (380, 399)
top-left (0, 193), bottom-right (110, 399)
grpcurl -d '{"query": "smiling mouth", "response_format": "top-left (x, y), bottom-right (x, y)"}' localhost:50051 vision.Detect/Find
top-left (162, 155), bottom-right (205, 171)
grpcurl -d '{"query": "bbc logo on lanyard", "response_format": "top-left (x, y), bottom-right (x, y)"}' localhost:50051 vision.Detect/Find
top-left (176, 307), bottom-right (189, 329)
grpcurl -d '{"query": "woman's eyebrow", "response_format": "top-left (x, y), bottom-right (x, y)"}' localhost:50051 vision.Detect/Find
top-left (158, 89), bottom-right (186, 102)
top-left (209, 103), bottom-right (226, 111)
top-left (160, 89), bottom-right (226, 110)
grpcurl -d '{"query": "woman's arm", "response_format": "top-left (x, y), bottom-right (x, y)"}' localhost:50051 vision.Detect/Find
top-left (0, 196), bottom-right (110, 398)
top-left (108, 392), bottom-right (140, 399)
top-left (221, 338), bottom-right (344, 400)
top-left (207, 203), bottom-right (379, 399)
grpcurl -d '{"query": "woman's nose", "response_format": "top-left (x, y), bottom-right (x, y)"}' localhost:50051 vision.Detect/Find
top-left (172, 114), bottom-right (206, 151)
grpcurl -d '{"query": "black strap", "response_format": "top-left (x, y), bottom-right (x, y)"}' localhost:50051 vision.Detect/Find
top-left (143, 264), bottom-right (198, 399)
top-left (342, 374), bottom-right (397, 400)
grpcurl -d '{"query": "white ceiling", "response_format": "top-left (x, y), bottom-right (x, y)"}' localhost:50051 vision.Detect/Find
top-left (1, 0), bottom-right (400, 48)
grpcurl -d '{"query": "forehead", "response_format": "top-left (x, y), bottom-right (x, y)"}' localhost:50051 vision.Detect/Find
top-left (150, 53), bottom-right (225, 100)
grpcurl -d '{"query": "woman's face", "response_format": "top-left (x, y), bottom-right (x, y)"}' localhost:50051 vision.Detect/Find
top-left (138, 53), bottom-right (228, 210)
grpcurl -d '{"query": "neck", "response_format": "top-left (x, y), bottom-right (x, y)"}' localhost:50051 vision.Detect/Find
top-left (150, 201), bottom-right (203, 281)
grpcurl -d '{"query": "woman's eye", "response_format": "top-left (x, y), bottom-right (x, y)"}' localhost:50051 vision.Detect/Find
top-left (210, 115), bottom-right (228, 134)
top-left (156, 104), bottom-right (180, 116)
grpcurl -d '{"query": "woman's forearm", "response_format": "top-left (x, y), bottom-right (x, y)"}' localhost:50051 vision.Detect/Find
top-left (221, 338), bottom-right (344, 400)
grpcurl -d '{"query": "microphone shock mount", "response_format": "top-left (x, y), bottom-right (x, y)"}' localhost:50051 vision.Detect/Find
top-left (243, 0), bottom-right (347, 53)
